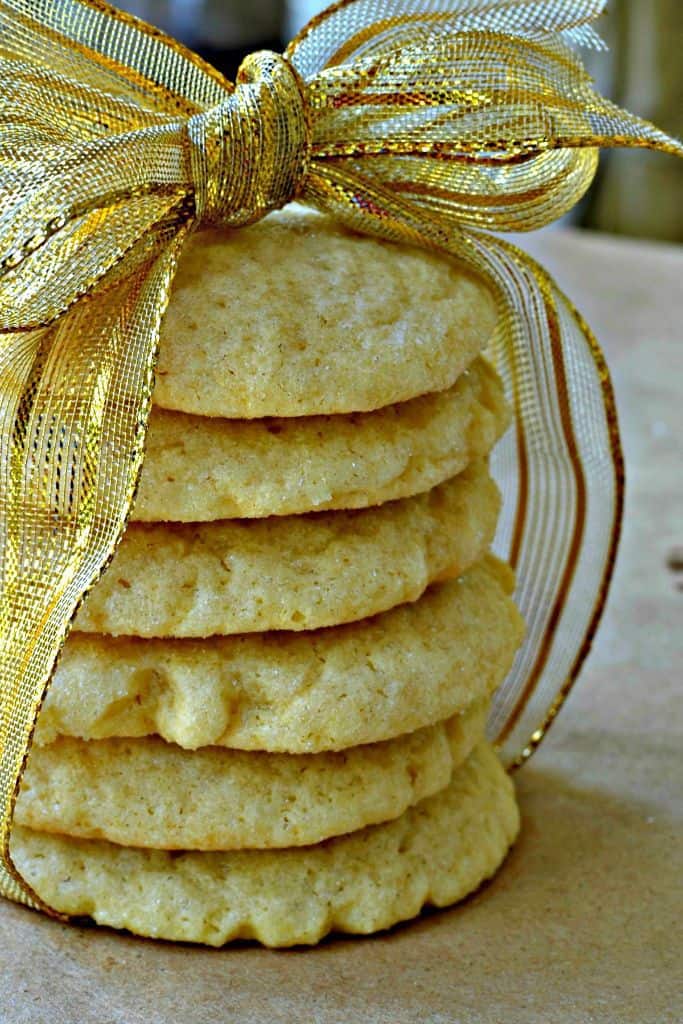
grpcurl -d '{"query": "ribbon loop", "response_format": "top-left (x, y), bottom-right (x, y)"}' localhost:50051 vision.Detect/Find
top-left (187, 52), bottom-right (310, 227)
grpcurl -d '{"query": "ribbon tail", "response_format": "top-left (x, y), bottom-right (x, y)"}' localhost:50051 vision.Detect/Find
top-left (0, 228), bottom-right (190, 913)
top-left (301, 167), bottom-right (623, 769)
top-left (456, 230), bottom-right (624, 768)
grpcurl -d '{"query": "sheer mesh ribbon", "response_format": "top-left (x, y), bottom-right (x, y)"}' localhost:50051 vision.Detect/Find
top-left (0, 0), bottom-right (680, 916)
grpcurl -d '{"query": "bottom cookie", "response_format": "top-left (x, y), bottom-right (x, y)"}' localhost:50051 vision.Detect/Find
top-left (11, 742), bottom-right (518, 947)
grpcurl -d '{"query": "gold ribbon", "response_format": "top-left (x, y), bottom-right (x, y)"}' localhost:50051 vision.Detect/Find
top-left (0, 0), bottom-right (680, 918)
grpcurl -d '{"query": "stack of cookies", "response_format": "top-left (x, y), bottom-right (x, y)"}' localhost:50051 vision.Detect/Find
top-left (12, 206), bottom-right (524, 947)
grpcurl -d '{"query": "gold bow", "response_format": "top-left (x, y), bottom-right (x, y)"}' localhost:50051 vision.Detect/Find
top-left (0, 0), bottom-right (680, 919)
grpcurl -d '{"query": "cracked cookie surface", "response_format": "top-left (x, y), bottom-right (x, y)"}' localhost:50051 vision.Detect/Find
top-left (136, 358), bottom-right (508, 521)
top-left (41, 557), bottom-right (523, 752)
top-left (18, 703), bottom-right (487, 850)
top-left (12, 743), bottom-right (518, 947)
top-left (75, 463), bottom-right (500, 638)
top-left (153, 204), bottom-right (498, 419)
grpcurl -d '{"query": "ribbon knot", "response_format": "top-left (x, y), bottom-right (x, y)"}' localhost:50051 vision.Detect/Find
top-left (186, 52), bottom-right (310, 227)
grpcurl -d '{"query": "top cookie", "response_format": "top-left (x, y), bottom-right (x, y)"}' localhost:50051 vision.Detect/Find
top-left (154, 205), bottom-right (498, 418)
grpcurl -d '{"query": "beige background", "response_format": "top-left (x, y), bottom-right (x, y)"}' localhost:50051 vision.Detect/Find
top-left (0, 229), bottom-right (680, 1023)
top-left (579, 0), bottom-right (682, 241)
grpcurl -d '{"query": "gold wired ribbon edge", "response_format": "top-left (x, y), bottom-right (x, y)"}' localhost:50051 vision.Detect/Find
top-left (0, 0), bottom-right (680, 916)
